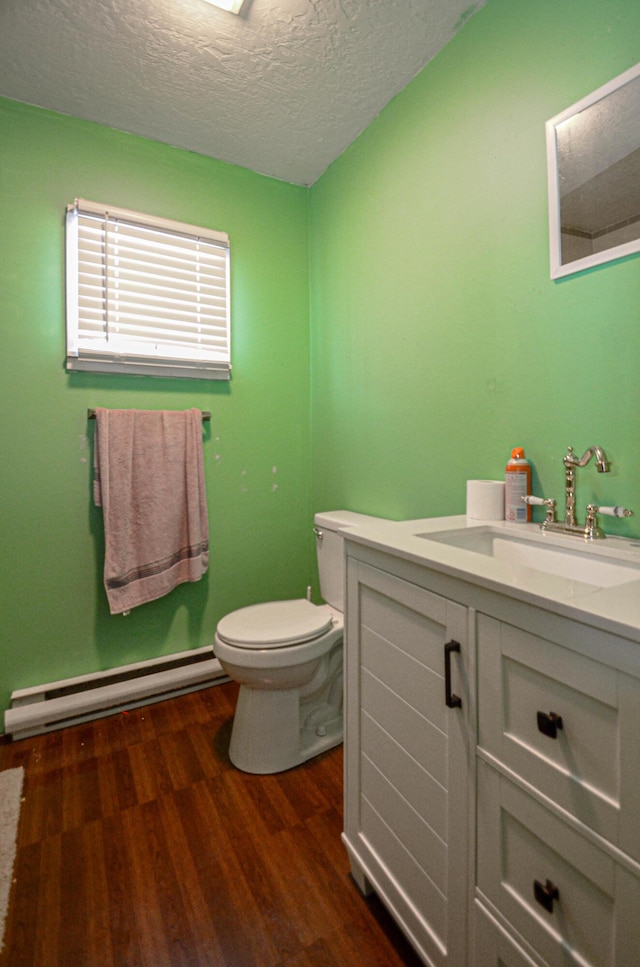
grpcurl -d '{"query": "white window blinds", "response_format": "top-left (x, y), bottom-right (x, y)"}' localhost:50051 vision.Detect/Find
top-left (66, 199), bottom-right (231, 380)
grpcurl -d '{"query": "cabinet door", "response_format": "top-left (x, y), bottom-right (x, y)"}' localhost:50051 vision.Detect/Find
top-left (343, 559), bottom-right (471, 967)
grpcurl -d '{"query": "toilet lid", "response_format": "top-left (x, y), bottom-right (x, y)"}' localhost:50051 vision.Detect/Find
top-left (216, 599), bottom-right (334, 649)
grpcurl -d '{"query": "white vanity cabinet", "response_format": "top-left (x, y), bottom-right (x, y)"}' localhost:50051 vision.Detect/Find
top-left (342, 555), bottom-right (473, 967)
top-left (341, 522), bottom-right (640, 967)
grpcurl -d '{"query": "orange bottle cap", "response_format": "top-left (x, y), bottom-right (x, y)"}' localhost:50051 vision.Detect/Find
top-left (511, 447), bottom-right (525, 459)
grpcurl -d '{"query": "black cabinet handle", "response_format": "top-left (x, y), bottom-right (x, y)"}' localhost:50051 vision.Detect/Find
top-left (444, 640), bottom-right (462, 709)
top-left (537, 711), bottom-right (563, 739)
top-left (534, 878), bottom-right (560, 913)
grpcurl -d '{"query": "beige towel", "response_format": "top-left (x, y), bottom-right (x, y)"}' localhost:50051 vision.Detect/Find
top-left (93, 408), bottom-right (209, 615)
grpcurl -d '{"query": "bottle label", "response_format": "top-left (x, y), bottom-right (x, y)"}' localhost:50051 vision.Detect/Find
top-left (505, 473), bottom-right (529, 521)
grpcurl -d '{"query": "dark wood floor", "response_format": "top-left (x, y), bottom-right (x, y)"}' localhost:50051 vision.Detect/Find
top-left (0, 681), bottom-right (424, 967)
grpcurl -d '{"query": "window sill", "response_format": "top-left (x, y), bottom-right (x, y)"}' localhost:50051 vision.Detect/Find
top-left (66, 356), bottom-right (231, 381)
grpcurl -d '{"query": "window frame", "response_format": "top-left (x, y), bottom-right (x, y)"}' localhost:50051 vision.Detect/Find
top-left (65, 199), bottom-right (231, 380)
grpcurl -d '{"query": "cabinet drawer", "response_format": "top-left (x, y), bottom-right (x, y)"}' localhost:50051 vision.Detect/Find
top-left (473, 901), bottom-right (541, 967)
top-left (477, 761), bottom-right (640, 967)
top-left (477, 614), bottom-right (640, 860)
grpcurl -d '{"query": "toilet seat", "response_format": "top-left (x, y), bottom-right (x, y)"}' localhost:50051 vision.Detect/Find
top-left (216, 599), bottom-right (334, 649)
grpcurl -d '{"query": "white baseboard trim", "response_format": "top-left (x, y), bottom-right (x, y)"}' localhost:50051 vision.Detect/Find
top-left (5, 646), bottom-right (228, 739)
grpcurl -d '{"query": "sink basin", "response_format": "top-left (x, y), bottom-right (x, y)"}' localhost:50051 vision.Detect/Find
top-left (416, 526), bottom-right (640, 588)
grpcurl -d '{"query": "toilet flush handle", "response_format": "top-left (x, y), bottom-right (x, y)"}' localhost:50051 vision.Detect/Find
top-left (314, 526), bottom-right (323, 540)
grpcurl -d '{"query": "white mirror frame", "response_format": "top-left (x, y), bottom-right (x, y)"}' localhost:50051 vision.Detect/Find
top-left (546, 62), bottom-right (640, 280)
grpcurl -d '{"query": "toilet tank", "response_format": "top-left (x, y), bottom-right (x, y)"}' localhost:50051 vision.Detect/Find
top-left (314, 510), bottom-right (382, 612)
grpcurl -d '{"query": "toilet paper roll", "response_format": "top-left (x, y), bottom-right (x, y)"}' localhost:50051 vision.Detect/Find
top-left (466, 480), bottom-right (505, 520)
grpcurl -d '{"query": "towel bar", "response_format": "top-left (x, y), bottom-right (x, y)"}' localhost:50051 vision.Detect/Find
top-left (87, 408), bottom-right (211, 421)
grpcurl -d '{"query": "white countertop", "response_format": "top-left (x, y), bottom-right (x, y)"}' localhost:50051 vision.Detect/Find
top-left (343, 515), bottom-right (640, 643)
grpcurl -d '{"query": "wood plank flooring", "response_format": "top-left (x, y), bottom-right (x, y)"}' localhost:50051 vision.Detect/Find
top-left (0, 682), bottom-right (424, 967)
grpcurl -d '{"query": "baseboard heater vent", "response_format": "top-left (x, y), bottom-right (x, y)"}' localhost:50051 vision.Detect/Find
top-left (5, 646), bottom-right (229, 740)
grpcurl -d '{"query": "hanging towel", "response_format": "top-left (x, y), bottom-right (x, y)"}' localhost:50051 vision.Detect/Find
top-left (93, 408), bottom-right (209, 615)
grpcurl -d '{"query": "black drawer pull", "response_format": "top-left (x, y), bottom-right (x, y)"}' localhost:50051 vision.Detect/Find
top-left (534, 878), bottom-right (560, 913)
top-left (444, 640), bottom-right (462, 709)
top-left (537, 710), bottom-right (563, 739)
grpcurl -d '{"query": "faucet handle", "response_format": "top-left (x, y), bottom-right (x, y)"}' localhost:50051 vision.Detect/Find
top-left (585, 504), bottom-right (633, 540)
top-left (523, 495), bottom-right (557, 524)
top-left (592, 505), bottom-right (633, 518)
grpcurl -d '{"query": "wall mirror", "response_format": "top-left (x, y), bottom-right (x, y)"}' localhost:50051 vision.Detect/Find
top-left (546, 62), bottom-right (640, 279)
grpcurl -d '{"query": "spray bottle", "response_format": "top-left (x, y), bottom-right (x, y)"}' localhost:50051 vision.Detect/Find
top-left (505, 447), bottom-right (532, 522)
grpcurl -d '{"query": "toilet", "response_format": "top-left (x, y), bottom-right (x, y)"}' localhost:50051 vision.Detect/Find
top-left (214, 510), bottom-right (376, 774)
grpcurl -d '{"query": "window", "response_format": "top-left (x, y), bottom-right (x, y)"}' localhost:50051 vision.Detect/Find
top-left (65, 199), bottom-right (231, 380)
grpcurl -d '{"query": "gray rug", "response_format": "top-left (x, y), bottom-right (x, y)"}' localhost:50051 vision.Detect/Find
top-left (0, 767), bottom-right (24, 953)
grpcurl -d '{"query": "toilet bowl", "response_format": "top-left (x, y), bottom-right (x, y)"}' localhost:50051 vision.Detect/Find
top-left (213, 510), bottom-right (377, 774)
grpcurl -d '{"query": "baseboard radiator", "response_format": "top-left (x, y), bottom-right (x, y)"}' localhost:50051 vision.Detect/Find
top-left (4, 646), bottom-right (229, 740)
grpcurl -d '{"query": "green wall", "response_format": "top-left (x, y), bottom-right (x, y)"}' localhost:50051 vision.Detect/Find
top-left (0, 99), bottom-right (312, 717)
top-left (309, 0), bottom-right (640, 530)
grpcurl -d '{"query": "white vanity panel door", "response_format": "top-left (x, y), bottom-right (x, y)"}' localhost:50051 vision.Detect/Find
top-left (343, 558), bottom-right (471, 967)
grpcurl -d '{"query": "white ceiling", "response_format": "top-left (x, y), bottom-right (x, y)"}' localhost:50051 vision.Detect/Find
top-left (0, 0), bottom-right (486, 186)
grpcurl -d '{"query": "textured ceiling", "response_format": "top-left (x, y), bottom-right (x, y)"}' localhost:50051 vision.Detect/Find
top-left (0, 0), bottom-right (485, 185)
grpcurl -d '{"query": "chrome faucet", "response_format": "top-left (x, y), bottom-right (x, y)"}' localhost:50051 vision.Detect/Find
top-left (523, 446), bottom-right (633, 539)
top-left (562, 446), bottom-right (609, 528)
